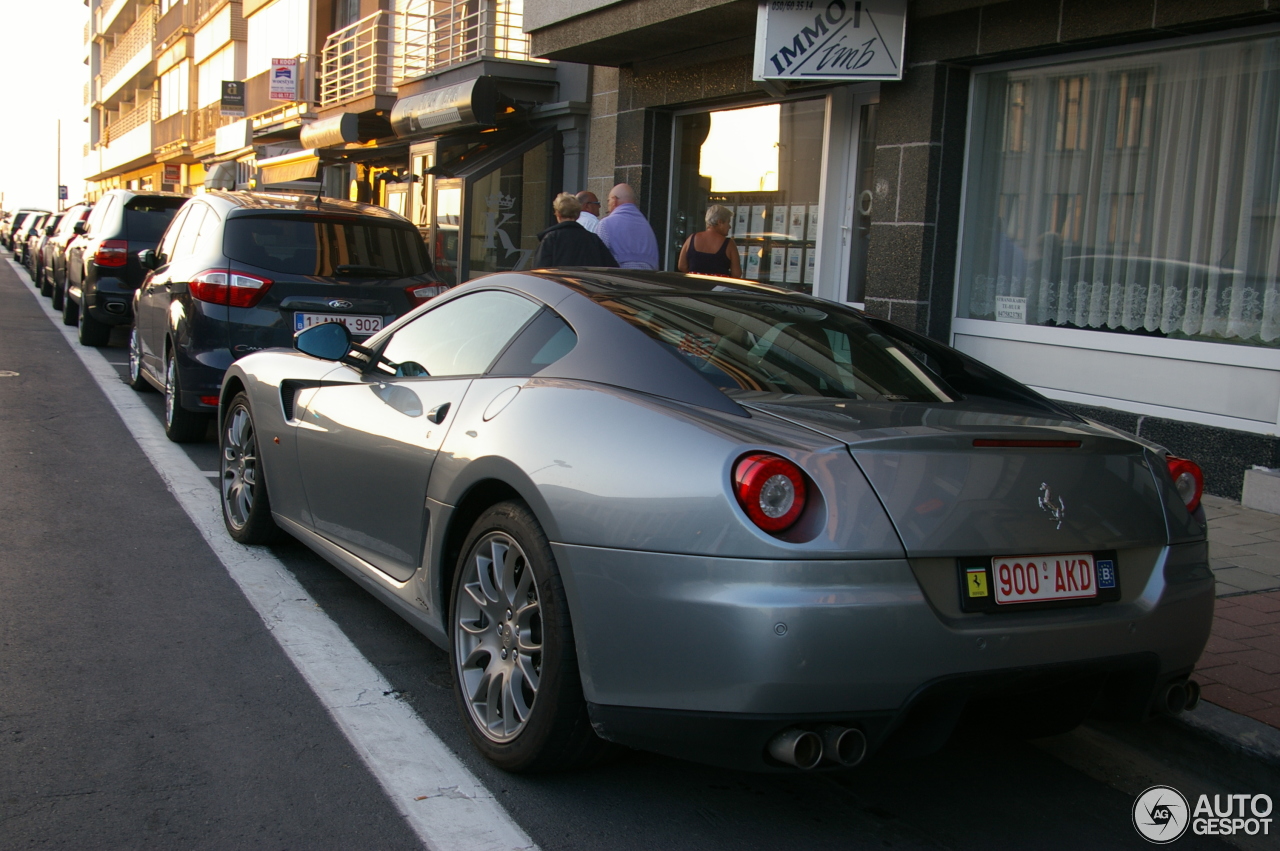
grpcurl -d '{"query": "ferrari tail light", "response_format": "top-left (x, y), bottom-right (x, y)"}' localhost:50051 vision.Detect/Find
top-left (405, 283), bottom-right (445, 307)
top-left (733, 453), bottom-right (807, 533)
top-left (93, 239), bottom-right (129, 267)
top-left (189, 269), bottom-right (273, 308)
top-left (1166, 456), bottom-right (1204, 514)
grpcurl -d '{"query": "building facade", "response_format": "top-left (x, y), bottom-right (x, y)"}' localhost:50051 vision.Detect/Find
top-left (528, 0), bottom-right (1280, 498)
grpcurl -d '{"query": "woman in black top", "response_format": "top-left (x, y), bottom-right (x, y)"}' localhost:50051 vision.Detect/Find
top-left (677, 205), bottom-right (742, 278)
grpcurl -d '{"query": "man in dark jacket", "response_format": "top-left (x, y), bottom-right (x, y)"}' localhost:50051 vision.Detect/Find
top-left (534, 193), bottom-right (619, 268)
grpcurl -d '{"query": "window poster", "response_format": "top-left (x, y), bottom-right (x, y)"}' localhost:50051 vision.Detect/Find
top-left (770, 246), bottom-right (786, 280)
top-left (745, 246), bottom-right (763, 279)
top-left (789, 206), bottom-right (806, 241)
top-left (771, 205), bottom-right (788, 238)
top-left (786, 247), bottom-right (803, 284)
top-left (737, 245), bottom-right (748, 275)
top-left (804, 249), bottom-right (815, 285)
top-left (750, 205), bottom-right (768, 238)
top-left (735, 206), bottom-right (750, 237)
top-left (807, 204), bottom-right (820, 240)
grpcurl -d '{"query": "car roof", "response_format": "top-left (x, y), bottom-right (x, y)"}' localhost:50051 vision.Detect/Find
top-left (202, 191), bottom-right (413, 222)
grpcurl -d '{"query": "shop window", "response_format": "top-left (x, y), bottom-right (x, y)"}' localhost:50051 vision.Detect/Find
top-left (958, 34), bottom-right (1280, 346)
top-left (672, 99), bottom-right (826, 294)
top-left (1004, 80), bottom-right (1029, 153)
top-left (466, 137), bottom-right (553, 277)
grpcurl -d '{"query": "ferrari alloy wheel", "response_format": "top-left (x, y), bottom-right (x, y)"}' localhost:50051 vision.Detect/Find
top-left (220, 393), bottom-right (277, 544)
top-left (127, 328), bottom-right (152, 392)
top-left (163, 351), bottom-right (207, 443)
top-left (451, 502), bottom-right (605, 772)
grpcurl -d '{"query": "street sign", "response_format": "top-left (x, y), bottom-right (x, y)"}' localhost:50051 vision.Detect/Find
top-left (221, 81), bottom-right (245, 117)
top-left (58, 185), bottom-right (68, 201)
top-left (753, 0), bottom-right (906, 83)
top-left (270, 58), bottom-right (298, 101)
top-left (163, 163), bottom-right (181, 183)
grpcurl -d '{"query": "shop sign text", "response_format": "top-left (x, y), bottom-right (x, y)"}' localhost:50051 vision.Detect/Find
top-left (753, 0), bottom-right (906, 82)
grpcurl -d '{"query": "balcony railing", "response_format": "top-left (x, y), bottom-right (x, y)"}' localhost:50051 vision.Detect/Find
top-left (83, 21), bottom-right (90, 44)
top-left (401, 0), bottom-right (531, 78)
top-left (319, 3), bottom-right (533, 109)
top-left (100, 6), bottom-right (156, 88)
top-left (192, 100), bottom-right (237, 143)
top-left (83, 82), bottom-right (90, 106)
top-left (156, 0), bottom-right (196, 46)
top-left (103, 97), bottom-right (158, 146)
top-left (154, 110), bottom-right (193, 148)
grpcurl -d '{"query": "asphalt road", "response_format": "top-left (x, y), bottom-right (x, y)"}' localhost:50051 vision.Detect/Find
top-left (0, 254), bottom-right (1266, 850)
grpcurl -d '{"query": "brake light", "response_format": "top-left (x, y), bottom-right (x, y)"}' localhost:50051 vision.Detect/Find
top-left (1166, 456), bottom-right (1204, 514)
top-left (189, 269), bottom-right (273, 308)
top-left (93, 239), bottom-right (129, 267)
top-left (733, 453), bottom-right (807, 533)
top-left (405, 283), bottom-right (445, 307)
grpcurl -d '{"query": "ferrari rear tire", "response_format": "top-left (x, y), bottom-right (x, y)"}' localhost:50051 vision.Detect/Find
top-left (220, 392), bottom-right (279, 544)
top-left (450, 501), bottom-right (605, 772)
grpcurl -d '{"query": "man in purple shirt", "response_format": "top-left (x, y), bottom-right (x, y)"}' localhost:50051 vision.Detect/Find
top-left (596, 183), bottom-right (660, 270)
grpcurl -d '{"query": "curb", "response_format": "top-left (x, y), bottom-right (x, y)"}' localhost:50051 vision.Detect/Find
top-left (1174, 700), bottom-right (1280, 767)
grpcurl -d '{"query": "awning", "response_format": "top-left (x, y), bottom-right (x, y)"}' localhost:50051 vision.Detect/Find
top-left (258, 149), bottom-right (320, 185)
top-left (391, 76), bottom-right (498, 138)
top-left (299, 113), bottom-right (359, 149)
top-left (204, 161), bottom-right (238, 190)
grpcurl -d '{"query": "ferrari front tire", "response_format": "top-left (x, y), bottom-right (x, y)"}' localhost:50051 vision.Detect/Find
top-left (219, 392), bottom-right (279, 544)
top-left (450, 501), bottom-right (604, 772)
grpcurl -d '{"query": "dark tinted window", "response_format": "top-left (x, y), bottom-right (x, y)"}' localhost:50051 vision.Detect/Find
top-left (224, 215), bottom-right (431, 277)
top-left (123, 196), bottom-right (187, 242)
top-left (602, 293), bottom-right (956, 402)
top-left (490, 309), bottom-right (577, 376)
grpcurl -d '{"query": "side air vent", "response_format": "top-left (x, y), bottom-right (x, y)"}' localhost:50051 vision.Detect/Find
top-left (280, 379), bottom-right (323, 421)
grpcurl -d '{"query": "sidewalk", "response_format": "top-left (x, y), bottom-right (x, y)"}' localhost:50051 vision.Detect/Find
top-left (1193, 495), bottom-right (1280, 730)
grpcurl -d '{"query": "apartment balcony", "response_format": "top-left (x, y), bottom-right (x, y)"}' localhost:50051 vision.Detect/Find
top-left (156, 0), bottom-right (197, 48)
top-left (98, 0), bottom-right (129, 36)
top-left (192, 101), bottom-right (238, 146)
top-left (319, 11), bottom-right (405, 111)
top-left (86, 99), bottom-right (158, 180)
top-left (99, 5), bottom-right (157, 104)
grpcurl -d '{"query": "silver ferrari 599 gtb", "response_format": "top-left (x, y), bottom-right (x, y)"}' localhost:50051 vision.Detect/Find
top-left (217, 270), bottom-right (1214, 772)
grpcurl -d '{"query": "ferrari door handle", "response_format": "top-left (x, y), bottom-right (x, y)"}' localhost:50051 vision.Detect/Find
top-left (426, 402), bottom-right (451, 424)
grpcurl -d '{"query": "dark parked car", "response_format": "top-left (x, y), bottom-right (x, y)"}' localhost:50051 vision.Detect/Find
top-left (63, 189), bottom-right (187, 347)
top-left (3, 209), bottom-right (47, 251)
top-left (130, 191), bottom-right (446, 442)
top-left (42, 204), bottom-right (92, 301)
top-left (29, 213), bottom-right (64, 285)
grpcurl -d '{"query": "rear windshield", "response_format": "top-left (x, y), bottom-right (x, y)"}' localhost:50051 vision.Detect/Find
top-left (224, 215), bottom-right (431, 277)
top-left (603, 293), bottom-right (956, 402)
top-left (124, 197), bottom-right (186, 242)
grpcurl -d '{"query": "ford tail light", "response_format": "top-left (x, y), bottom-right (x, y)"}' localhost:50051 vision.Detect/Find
top-left (405, 283), bottom-right (445, 308)
top-left (1166, 456), bottom-right (1204, 514)
top-left (93, 239), bottom-right (129, 267)
top-left (733, 453), bottom-right (807, 533)
top-left (189, 269), bottom-right (273, 308)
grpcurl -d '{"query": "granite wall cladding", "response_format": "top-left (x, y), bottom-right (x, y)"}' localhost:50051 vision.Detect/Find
top-left (1064, 403), bottom-right (1280, 500)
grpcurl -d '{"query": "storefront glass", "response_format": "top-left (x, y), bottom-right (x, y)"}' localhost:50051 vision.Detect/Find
top-left (958, 34), bottom-right (1280, 347)
top-left (466, 137), bottom-right (553, 277)
top-left (672, 99), bottom-right (826, 293)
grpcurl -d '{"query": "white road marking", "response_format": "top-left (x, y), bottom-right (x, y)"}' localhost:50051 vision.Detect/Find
top-left (10, 260), bottom-right (537, 851)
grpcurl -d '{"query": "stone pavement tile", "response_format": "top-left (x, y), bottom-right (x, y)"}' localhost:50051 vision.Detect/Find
top-left (1210, 663), bottom-right (1277, 694)
top-left (1206, 634), bottom-right (1250, 654)
top-left (1256, 687), bottom-right (1280, 704)
top-left (1194, 651), bottom-right (1233, 670)
top-left (1237, 540), bottom-right (1280, 560)
top-left (1215, 604), bottom-right (1280, 627)
top-left (1216, 583), bottom-right (1246, 597)
top-left (1251, 705), bottom-right (1280, 728)
top-left (1211, 566), bottom-right (1280, 592)
top-left (1215, 597), bottom-right (1240, 610)
top-left (1212, 528), bottom-right (1271, 547)
top-left (1242, 634), bottom-right (1280, 656)
top-left (1220, 648), bottom-right (1280, 674)
top-left (1254, 527), bottom-right (1280, 542)
top-left (1234, 591), bottom-right (1280, 613)
top-left (1195, 668), bottom-right (1218, 685)
top-left (1202, 683), bottom-right (1268, 713)
top-left (1214, 618), bottom-right (1267, 640)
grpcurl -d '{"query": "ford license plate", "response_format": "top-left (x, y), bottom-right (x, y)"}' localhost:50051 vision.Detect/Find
top-left (294, 312), bottom-right (382, 336)
top-left (990, 553), bottom-right (1097, 605)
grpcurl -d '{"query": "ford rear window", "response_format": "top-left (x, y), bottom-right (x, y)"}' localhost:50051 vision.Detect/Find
top-left (224, 215), bottom-right (432, 277)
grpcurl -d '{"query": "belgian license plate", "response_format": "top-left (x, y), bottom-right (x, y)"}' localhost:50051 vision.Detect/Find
top-left (294, 312), bottom-right (383, 336)
top-left (990, 553), bottom-right (1097, 605)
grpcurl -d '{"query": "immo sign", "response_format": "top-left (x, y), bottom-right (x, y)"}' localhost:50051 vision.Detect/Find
top-left (753, 0), bottom-right (906, 82)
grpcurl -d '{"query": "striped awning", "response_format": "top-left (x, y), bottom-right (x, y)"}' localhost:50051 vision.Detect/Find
top-left (258, 149), bottom-right (320, 185)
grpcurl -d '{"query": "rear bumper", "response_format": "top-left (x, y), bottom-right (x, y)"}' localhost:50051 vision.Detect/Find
top-left (84, 274), bottom-right (135, 325)
top-left (554, 541), bottom-right (1213, 766)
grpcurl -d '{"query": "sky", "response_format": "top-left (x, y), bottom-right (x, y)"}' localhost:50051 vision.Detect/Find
top-left (0, 0), bottom-right (90, 212)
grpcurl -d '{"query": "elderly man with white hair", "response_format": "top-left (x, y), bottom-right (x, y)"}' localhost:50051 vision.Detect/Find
top-left (595, 183), bottom-right (660, 270)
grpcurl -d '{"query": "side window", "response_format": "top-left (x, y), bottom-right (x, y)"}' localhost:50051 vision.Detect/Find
top-left (195, 207), bottom-right (221, 251)
top-left (173, 204), bottom-right (207, 260)
top-left (380, 290), bottom-right (541, 378)
top-left (86, 196), bottom-right (115, 234)
top-left (489, 309), bottom-right (578, 376)
top-left (157, 207), bottom-right (189, 263)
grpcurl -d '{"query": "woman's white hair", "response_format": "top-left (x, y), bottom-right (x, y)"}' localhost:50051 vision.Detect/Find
top-left (705, 204), bottom-right (732, 227)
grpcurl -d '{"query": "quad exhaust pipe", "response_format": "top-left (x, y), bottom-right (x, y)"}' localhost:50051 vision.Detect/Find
top-left (1158, 678), bottom-right (1202, 716)
top-left (766, 725), bottom-right (867, 770)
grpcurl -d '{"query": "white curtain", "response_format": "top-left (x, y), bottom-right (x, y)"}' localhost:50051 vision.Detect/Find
top-left (964, 35), bottom-right (1280, 344)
